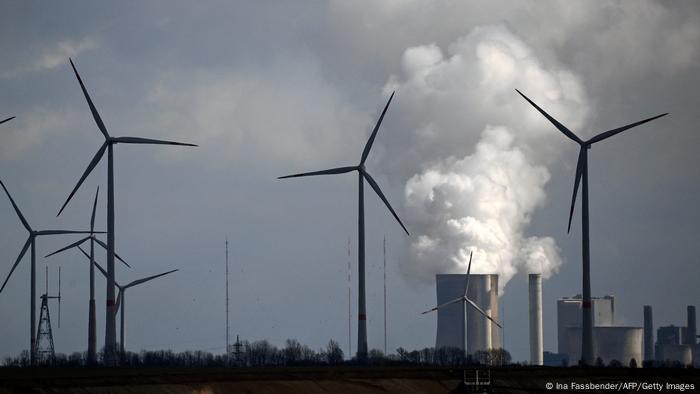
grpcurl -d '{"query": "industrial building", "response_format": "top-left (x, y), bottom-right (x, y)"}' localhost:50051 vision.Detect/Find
top-left (557, 295), bottom-right (615, 354)
top-left (434, 274), bottom-right (500, 354)
top-left (556, 294), bottom-right (647, 366)
top-left (653, 305), bottom-right (698, 366)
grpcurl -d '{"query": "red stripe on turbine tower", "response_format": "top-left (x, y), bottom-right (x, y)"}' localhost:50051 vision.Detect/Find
top-left (359, 314), bottom-right (367, 321)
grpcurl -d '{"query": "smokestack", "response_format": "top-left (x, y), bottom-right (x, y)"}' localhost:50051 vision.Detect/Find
top-left (644, 305), bottom-right (653, 362)
top-left (529, 274), bottom-right (543, 366)
top-left (686, 305), bottom-right (696, 346)
top-left (490, 275), bottom-right (500, 349)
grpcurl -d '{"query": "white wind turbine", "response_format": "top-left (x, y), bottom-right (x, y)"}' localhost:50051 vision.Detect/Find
top-left (44, 186), bottom-right (129, 365)
top-left (0, 179), bottom-right (100, 365)
top-left (56, 58), bottom-right (196, 364)
top-left (75, 246), bottom-right (177, 361)
top-left (422, 252), bottom-right (502, 357)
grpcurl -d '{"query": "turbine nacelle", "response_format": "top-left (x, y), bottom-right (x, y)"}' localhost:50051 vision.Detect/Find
top-left (0, 179), bottom-right (106, 293)
top-left (57, 59), bottom-right (197, 218)
top-left (277, 91), bottom-right (408, 236)
top-left (516, 89), bottom-right (667, 233)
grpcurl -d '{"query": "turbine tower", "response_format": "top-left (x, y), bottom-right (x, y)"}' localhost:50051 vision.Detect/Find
top-left (56, 58), bottom-right (196, 365)
top-left (0, 179), bottom-right (97, 365)
top-left (76, 246), bottom-right (177, 361)
top-left (516, 89), bottom-right (667, 365)
top-left (44, 186), bottom-right (129, 365)
top-left (422, 252), bottom-right (502, 358)
top-left (1, 116), bottom-right (15, 125)
top-left (278, 92), bottom-right (409, 361)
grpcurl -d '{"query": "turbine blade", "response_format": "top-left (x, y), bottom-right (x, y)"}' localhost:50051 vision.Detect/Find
top-left (568, 148), bottom-right (584, 233)
top-left (0, 237), bottom-right (31, 293)
top-left (515, 89), bottom-right (582, 144)
top-left (112, 136), bottom-right (197, 146)
top-left (76, 246), bottom-right (118, 286)
top-left (44, 236), bottom-right (90, 258)
top-left (463, 251), bottom-right (473, 297)
top-left (57, 142), bottom-right (108, 216)
top-left (587, 113), bottom-right (668, 144)
top-left (278, 166), bottom-right (357, 179)
top-left (70, 58), bottom-right (109, 139)
top-left (0, 179), bottom-right (31, 232)
top-left (115, 290), bottom-right (122, 312)
top-left (421, 296), bottom-right (464, 314)
top-left (90, 186), bottom-right (99, 232)
top-left (466, 298), bottom-right (502, 328)
top-left (0, 116), bottom-right (15, 125)
top-left (124, 269), bottom-right (178, 289)
top-left (360, 91), bottom-right (395, 165)
top-left (92, 237), bottom-right (130, 268)
top-left (363, 171), bottom-right (409, 235)
top-left (36, 230), bottom-right (101, 236)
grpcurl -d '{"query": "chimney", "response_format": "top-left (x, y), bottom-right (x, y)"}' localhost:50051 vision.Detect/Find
top-left (529, 274), bottom-right (543, 366)
top-left (686, 305), bottom-right (697, 346)
top-left (643, 305), bottom-right (653, 362)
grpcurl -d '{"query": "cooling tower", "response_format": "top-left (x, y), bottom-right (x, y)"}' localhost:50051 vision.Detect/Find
top-left (529, 274), bottom-right (543, 366)
top-left (435, 274), bottom-right (498, 354)
top-left (566, 326), bottom-right (642, 367)
top-left (643, 305), bottom-right (654, 362)
top-left (435, 275), bottom-right (466, 350)
top-left (686, 305), bottom-right (696, 346)
top-left (657, 344), bottom-right (693, 366)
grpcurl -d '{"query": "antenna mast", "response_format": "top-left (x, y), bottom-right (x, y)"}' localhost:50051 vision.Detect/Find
top-left (225, 238), bottom-right (230, 365)
top-left (347, 237), bottom-right (351, 358)
top-left (383, 236), bottom-right (387, 355)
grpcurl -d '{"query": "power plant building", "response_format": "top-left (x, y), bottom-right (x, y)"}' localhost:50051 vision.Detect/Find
top-left (654, 306), bottom-right (698, 366)
top-left (557, 295), bottom-right (615, 354)
top-left (434, 274), bottom-right (500, 354)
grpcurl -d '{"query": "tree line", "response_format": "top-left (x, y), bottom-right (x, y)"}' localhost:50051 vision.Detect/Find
top-left (2, 339), bottom-right (515, 368)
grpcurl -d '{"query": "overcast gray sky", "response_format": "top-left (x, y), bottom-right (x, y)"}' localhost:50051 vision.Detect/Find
top-left (1, 1), bottom-right (698, 362)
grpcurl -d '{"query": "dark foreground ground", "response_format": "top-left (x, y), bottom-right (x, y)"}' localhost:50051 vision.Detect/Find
top-left (0, 366), bottom-right (698, 393)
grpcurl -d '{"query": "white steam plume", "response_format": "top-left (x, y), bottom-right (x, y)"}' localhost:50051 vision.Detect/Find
top-left (384, 25), bottom-right (589, 288)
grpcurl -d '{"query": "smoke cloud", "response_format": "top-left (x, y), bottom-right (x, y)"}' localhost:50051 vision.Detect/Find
top-left (384, 25), bottom-right (589, 288)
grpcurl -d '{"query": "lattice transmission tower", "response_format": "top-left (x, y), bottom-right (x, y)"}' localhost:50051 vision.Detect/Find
top-left (36, 266), bottom-right (61, 365)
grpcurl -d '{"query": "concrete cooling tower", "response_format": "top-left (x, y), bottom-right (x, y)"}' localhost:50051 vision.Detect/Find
top-left (435, 274), bottom-right (500, 354)
top-left (566, 326), bottom-right (642, 367)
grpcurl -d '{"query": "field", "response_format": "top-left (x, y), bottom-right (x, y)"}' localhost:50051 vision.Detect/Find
top-left (0, 366), bottom-right (698, 393)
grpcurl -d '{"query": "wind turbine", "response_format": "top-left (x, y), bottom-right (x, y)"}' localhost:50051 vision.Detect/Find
top-left (56, 58), bottom-right (196, 364)
top-left (516, 89), bottom-right (667, 365)
top-left (1, 116), bottom-right (15, 125)
top-left (0, 179), bottom-right (100, 365)
top-left (44, 186), bottom-right (129, 365)
top-left (422, 252), bottom-right (502, 358)
top-left (75, 246), bottom-right (177, 361)
top-left (278, 92), bottom-right (408, 361)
